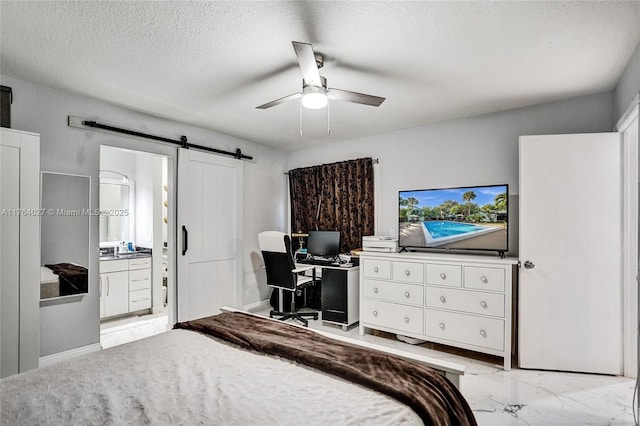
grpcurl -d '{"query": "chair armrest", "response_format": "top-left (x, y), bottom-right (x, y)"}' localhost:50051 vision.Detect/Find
top-left (292, 265), bottom-right (314, 273)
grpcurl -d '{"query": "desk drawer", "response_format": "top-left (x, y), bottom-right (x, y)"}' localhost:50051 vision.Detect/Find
top-left (363, 279), bottom-right (424, 306)
top-left (362, 259), bottom-right (391, 280)
top-left (426, 287), bottom-right (505, 317)
top-left (392, 261), bottom-right (424, 283)
top-left (426, 309), bottom-right (504, 352)
top-left (426, 264), bottom-right (462, 287)
top-left (361, 299), bottom-right (423, 335)
top-left (464, 266), bottom-right (505, 292)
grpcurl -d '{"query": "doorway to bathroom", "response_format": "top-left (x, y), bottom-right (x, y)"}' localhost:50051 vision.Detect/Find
top-left (98, 145), bottom-right (173, 348)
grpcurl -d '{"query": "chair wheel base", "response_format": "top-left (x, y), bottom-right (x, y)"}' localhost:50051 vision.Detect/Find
top-left (269, 310), bottom-right (318, 327)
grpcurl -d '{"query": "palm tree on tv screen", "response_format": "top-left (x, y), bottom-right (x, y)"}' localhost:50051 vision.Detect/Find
top-left (462, 191), bottom-right (476, 218)
top-left (494, 193), bottom-right (507, 212)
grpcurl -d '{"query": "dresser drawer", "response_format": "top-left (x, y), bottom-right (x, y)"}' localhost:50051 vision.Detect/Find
top-left (128, 257), bottom-right (151, 270)
top-left (129, 268), bottom-right (151, 291)
top-left (426, 309), bottom-right (504, 351)
top-left (129, 288), bottom-right (151, 311)
top-left (426, 264), bottom-right (462, 287)
top-left (99, 259), bottom-right (128, 273)
top-left (464, 266), bottom-right (505, 292)
top-left (363, 279), bottom-right (424, 306)
top-left (392, 261), bottom-right (424, 283)
top-left (362, 259), bottom-right (391, 280)
top-left (426, 287), bottom-right (505, 317)
top-left (361, 299), bottom-right (423, 335)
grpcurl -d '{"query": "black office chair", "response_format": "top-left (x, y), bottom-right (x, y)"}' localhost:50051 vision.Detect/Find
top-left (258, 231), bottom-right (319, 327)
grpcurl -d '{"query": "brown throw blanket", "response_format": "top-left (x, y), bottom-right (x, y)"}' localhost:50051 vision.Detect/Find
top-left (175, 312), bottom-right (477, 426)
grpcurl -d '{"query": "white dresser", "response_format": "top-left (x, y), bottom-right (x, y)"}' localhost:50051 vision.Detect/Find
top-left (359, 251), bottom-right (518, 370)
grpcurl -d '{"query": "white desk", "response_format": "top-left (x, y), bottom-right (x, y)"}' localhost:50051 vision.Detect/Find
top-left (296, 263), bottom-right (360, 330)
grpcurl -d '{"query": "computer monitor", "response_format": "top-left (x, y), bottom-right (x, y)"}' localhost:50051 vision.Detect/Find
top-left (306, 231), bottom-right (340, 258)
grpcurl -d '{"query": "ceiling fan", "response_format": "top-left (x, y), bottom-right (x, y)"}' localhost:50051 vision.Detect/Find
top-left (256, 41), bottom-right (385, 110)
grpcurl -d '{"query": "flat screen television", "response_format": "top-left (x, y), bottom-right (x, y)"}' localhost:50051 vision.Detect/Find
top-left (398, 184), bottom-right (508, 255)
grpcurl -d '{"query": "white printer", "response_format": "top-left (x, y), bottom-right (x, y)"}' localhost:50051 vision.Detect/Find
top-left (362, 236), bottom-right (399, 252)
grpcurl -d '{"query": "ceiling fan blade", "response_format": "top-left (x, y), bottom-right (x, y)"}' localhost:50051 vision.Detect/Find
top-left (292, 41), bottom-right (322, 86)
top-left (256, 92), bottom-right (301, 109)
top-left (327, 88), bottom-right (385, 107)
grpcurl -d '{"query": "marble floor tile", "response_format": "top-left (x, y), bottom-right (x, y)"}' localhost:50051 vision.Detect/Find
top-left (255, 308), bottom-right (638, 426)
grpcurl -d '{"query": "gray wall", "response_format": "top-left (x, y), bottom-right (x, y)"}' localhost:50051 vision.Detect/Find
top-left (286, 91), bottom-right (615, 257)
top-left (2, 75), bottom-right (287, 356)
top-left (615, 41), bottom-right (640, 122)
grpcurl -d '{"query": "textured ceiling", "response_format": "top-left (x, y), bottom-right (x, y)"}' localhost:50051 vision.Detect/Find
top-left (1, 1), bottom-right (639, 151)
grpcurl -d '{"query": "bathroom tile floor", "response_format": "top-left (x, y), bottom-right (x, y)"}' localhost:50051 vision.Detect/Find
top-left (100, 312), bottom-right (169, 349)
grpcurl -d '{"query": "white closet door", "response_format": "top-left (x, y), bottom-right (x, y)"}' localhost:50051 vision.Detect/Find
top-left (0, 128), bottom-right (40, 378)
top-left (519, 133), bottom-right (622, 375)
top-left (176, 149), bottom-right (243, 322)
top-left (1, 143), bottom-right (21, 377)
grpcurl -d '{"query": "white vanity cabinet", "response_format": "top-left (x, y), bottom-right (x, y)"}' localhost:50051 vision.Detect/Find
top-left (99, 260), bottom-right (129, 318)
top-left (100, 256), bottom-right (152, 319)
top-left (359, 251), bottom-right (517, 370)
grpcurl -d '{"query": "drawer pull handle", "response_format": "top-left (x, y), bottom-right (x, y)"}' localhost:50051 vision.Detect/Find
top-left (373, 287), bottom-right (379, 294)
top-left (373, 267), bottom-right (379, 273)
top-left (480, 329), bottom-right (487, 337)
top-left (480, 301), bottom-right (488, 308)
top-left (439, 322), bottom-right (445, 330)
top-left (439, 296), bottom-right (446, 303)
top-left (131, 298), bottom-right (150, 303)
top-left (440, 272), bottom-right (447, 280)
top-left (404, 270), bottom-right (410, 276)
top-left (404, 316), bottom-right (409, 323)
top-left (481, 276), bottom-right (488, 283)
top-left (132, 278), bottom-right (150, 282)
top-left (404, 291), bottom-right (410, 298)
top-left (373, 310), bottom-right (378, 317)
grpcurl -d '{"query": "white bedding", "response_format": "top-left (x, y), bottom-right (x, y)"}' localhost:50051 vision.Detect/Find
top-left (1, 329), bottom-right (422, 425)
top-left (40, 266), bottom-right (59, 284)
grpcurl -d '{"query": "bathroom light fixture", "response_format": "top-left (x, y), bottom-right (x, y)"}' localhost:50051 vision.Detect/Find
top-left (99, 169), bottom-right (129, 183)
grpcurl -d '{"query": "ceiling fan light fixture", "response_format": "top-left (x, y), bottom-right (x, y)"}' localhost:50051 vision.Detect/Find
top-left (301, 85), bottom-right (328, 109)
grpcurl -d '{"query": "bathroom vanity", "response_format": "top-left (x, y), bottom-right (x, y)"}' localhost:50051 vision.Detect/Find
top-left (99, 254), bottom-right (152, 319)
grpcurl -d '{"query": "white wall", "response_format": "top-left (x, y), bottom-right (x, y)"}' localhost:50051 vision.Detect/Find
top-left (615, 41), bottom-right (640, 121)
top-left (2, 75), bottom-right (287, 356)
top-left (286, 91), bottom-right (614, 257)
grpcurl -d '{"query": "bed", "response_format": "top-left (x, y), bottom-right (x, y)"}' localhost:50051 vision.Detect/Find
top-left (1, 309), bottom-right (475, 425)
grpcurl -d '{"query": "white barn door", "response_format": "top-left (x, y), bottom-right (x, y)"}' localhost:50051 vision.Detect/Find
top-left (518, 133), bottom-right (622, 375)
top-left (176, 148), bottom-right (243, 322)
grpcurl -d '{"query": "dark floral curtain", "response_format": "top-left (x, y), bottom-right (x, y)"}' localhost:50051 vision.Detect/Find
top-left (289, 158), bottom-right (374, 253)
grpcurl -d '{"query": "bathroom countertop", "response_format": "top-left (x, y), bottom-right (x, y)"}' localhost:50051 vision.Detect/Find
top-left (99, 252), bottom-right (152, 261)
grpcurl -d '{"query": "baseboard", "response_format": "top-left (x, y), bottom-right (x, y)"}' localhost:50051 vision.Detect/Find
top-left (39, 343), bottom-right (102, 368)
top-left (242, 299), bottom-right (270, 313)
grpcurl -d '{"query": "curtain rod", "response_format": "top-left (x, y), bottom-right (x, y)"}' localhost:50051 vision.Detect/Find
top-left (68, 115), bottom-right (253, 161)
top-left (283, 157), bottom-right (379, 174)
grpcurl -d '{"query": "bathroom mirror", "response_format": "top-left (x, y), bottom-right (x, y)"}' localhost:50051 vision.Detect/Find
top-left (40, 172), bottom-right (90, 300)
top-left (99, 179), bottom-right (134, 243)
